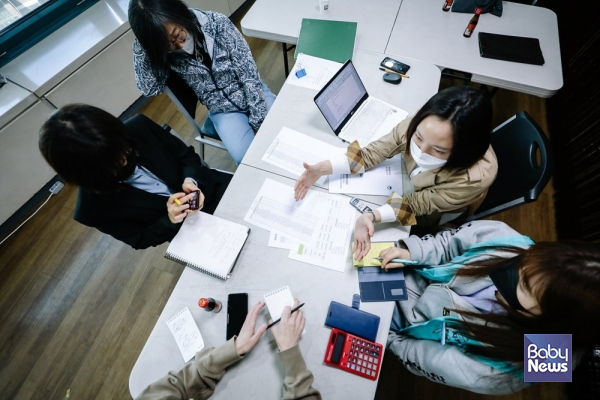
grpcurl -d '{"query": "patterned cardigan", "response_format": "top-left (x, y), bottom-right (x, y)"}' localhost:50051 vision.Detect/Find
top-left (132, 9), bottom-right (267, 131)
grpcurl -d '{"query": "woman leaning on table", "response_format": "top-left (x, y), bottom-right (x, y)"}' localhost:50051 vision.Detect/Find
top-left (378, 220), bottom-right (600, 394)
top-left (294, 86), bottom-right (497, 259)
top-left (128, 0), bottom-right (276, 164)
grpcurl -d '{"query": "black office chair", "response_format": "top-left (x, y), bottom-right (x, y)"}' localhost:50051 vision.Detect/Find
top-left (463, 111), bottom-right (554, 222)
top-left (164, 73), bottom-right (228, 161)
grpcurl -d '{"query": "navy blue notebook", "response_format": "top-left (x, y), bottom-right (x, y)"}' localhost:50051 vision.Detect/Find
top-left (358, 267), bottom-right (408, 302)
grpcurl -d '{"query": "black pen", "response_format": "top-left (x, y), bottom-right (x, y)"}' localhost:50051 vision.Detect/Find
top-left (267, 303), bottom-right (305, 329)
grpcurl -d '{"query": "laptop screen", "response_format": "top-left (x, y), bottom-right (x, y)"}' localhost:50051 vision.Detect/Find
top-left (314, 60), bottom-right (368, 134)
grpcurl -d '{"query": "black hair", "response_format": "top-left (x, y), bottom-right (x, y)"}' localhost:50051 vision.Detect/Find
top-left (39, 104), bottom-right (137, 193)
top-left (128, 0), bottom-right (201, 70)
top-left (406, 86), bottom-right (493, 170)
top-left (451, 241), bottom-right (600, 366)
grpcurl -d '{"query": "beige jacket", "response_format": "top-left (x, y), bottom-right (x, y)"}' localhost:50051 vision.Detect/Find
top-left (360, 118), bottom-right (497, 224)
top-left (136, 339), bottom-right (321, 400)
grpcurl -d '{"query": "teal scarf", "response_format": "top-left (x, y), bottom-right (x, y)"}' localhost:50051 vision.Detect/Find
top-left (397, 234), bottom-right (536, 379)
top-left (397, 316), bottom-right (525, 379)
top-left (411, 234), bottom-right (535, 283)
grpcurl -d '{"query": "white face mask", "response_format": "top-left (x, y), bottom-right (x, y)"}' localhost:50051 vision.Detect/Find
top-left (181, 32), bottom-right (195, 55)
top-left (410, 138), bottom-right (448, 171)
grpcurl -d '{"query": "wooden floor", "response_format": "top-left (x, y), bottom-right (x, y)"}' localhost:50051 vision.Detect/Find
top-left (0, 7), bottom-right (564, 400)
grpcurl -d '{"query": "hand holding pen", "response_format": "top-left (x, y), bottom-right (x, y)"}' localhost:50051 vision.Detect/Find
top-left (269, 299), bottom-right (305, 351)
top-left (167, 192), bottom-right (194, 224)
top-left (378, 247), bottom-right (414, 271)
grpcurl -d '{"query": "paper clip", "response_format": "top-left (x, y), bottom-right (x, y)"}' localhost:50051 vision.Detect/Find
top-left (295, 62), bottom-right (307, 78)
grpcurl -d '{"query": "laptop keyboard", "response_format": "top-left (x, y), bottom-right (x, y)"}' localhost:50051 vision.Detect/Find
top-left (343, 99), bottom-right (393, 146)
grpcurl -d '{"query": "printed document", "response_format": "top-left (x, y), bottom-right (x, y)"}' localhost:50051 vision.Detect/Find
top-left (287, 192), bottom-right (356, 272)
top-left (286, 53), bottom-right (343, 91)
top-left (244, 179), bottom-right (324, 245)
top-left (262, 127), bottom-right (342, 186)
top-left (268, 231), bottom-right (295, 249)
top-left (329, 154), bottom-right (404, 195)
top-left (244, 179), bottom-right (356, 271)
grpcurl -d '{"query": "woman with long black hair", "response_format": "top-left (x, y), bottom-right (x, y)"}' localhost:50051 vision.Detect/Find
top-left (129, 0), bottom-right (276, 164)
top-left (381, 220), bottom-right (600, 394)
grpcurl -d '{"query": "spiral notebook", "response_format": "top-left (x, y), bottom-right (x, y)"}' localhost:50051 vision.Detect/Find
top-left (264, 286), bottom-right (296, 320)
top-left (165, 211), bottom-right (250, 280)
top-left (264, 286), bottom-right (306, 333)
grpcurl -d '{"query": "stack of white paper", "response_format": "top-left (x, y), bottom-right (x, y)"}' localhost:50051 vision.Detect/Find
top-left (244, 179), bottom-right (356, 272)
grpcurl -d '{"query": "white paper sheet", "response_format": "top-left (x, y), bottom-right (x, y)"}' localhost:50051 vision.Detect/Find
top-left (261, 127), bottom-right (342, 186)
top-left (268, 231), bottom-right (295, 249)
top-left (244, 179), bottom-right (356, 272)
top-left (166, 307), bottom-right (205, 362)
top-left (264, 286), bottom-right (295, 320)
top-left (287, 192), bottom-right (356, 272)
top-left (329, 154), bottom-right (404, 195)
top-left (244, 179), bottom-right (326, 245)
top-left (286, 53), bottom-right (343, 91)
top-left (264, 286), bottom-right (305, 333)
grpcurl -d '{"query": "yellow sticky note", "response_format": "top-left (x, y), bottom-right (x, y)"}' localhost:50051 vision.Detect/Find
top-left (353, 242), bottom-right (396, 267)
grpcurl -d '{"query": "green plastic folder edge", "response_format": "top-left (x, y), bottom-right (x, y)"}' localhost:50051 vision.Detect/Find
top-left (294, 18), bottom-right (357, 63)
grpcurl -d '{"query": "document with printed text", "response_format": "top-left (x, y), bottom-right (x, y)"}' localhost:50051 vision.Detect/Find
top-left (244, 179), bottom-right (356, 272)
top-left (262, 127), bottom-right (342, 185)
top-left (286, 53), bottom-right (343, 91)
top-left (329, 154), bottom-right (404, 195)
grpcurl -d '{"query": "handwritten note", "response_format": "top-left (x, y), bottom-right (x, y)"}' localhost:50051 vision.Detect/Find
top-left (166, 307), bottom-right (205, 362)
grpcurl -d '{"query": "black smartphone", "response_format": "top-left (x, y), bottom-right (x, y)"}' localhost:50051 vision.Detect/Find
top-left (226, 293), bottom-right (248, 340)
top-left (380, 57), bottom-right (410, 74)
top-left (188, 190), bottom-right (200, 210)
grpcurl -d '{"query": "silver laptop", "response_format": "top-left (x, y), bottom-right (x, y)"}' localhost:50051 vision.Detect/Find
top-left (314, 60), bottom-right (407, 147)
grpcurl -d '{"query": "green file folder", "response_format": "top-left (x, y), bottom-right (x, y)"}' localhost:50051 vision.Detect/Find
top-left (294, 18), bottom-right (357, 63)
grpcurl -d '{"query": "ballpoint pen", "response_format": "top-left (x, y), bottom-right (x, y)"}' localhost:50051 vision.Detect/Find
top-left (267, 303), bottom-right (305, 329)
top-left (375, 257), bottom-right (419, 265)
top-left (378, 67), bottom-right (409, 78)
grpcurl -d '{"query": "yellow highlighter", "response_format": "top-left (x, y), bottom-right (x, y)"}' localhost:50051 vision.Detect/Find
top-left (174, 198), bottom-right (182, 205)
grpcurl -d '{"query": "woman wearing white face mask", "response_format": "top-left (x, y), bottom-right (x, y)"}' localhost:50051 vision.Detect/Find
top-left (294, 86), bottom-right (497, 260)
top-left (128, 0), bottom-right (276, 165)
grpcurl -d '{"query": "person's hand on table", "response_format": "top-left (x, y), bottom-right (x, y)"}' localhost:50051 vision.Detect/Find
top-left (166, 192), bottom-right (196, 223)
top-left (294, 161), bottom-right (332, 201)
top-left (235, 301), bottom-right (268, 356)
top-left (294, 163), bottom-right (322, 201)
top-left (352, 213), bottom-right (376, 261)
top-left (379, 247), bottom-right (412, 271)
top-left (270, 298), bottom-right (305, 351)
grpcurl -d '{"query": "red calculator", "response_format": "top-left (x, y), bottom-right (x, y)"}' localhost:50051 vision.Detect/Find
top-left (323, 328), bottom-right (383, 380)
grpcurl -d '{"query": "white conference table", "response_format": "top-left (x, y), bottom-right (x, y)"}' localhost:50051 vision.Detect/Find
top-left (241, 0), bottom-right (562, 97)
top-left (241, 0), bottom-right (401, 54)
top-left (240, 48), bottom-right (440, 204)
top-left (386, 0), bottom-right (563, 98)
top-left (129, 166), bottom-right (409, 399)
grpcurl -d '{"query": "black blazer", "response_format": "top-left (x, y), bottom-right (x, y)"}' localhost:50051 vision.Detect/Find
top-left (74, 114), bottom-right (231, 249)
